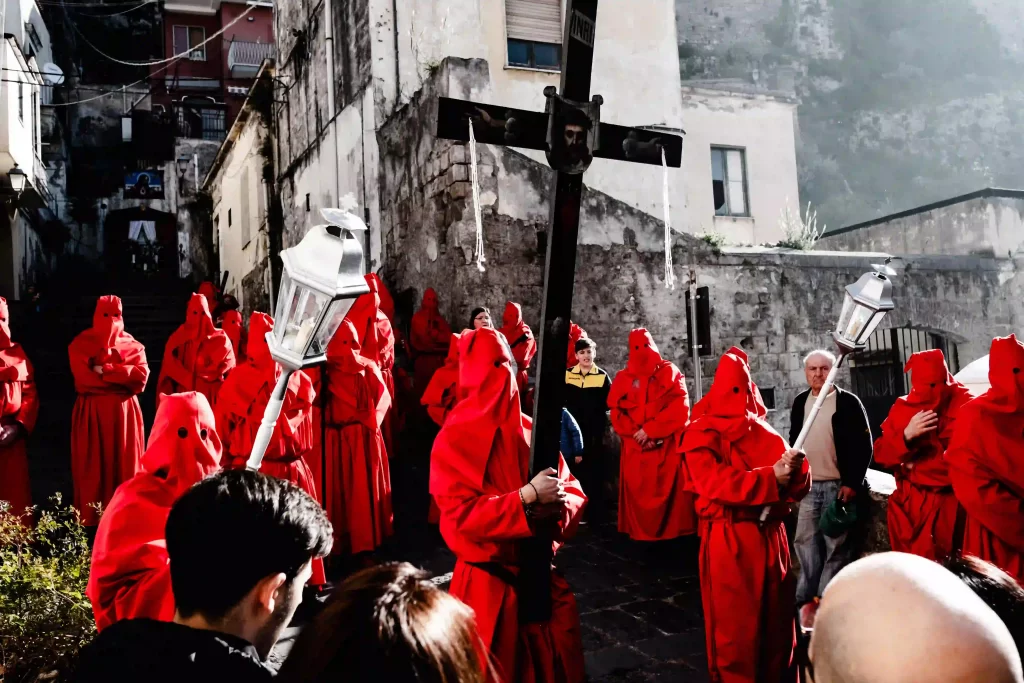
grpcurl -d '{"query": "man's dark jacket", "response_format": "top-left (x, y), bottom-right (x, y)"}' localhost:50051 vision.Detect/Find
top-left (75, 619), bottom-right (273, 683)
top-left (789, 386), bottom-right (873, 491)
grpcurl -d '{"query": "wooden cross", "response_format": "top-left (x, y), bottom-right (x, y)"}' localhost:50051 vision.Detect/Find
top-left (435, 0), bottom-right (683, 621)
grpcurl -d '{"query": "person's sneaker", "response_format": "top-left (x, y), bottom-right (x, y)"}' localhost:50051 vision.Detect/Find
top-left (799, 600), bottom-right (820, 632)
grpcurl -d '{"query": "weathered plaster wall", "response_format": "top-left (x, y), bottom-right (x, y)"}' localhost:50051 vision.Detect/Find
top-left (376, 60), bottom-right (1023, 438)
top-left (818, 192), bottom-right (1024, 258)
top-left (681, 85), bottom-right (799, 245)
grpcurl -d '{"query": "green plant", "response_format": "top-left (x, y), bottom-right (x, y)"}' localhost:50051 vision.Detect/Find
top-left (0, 497), bottom-right (96, 683)
top-left (698, 230), bottom-right (728, 248)
top-left (776, 200), bottom-right (825, 250)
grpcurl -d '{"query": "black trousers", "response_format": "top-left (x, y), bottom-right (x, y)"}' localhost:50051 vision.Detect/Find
top-left (575, 435), bottom-right (607, 519)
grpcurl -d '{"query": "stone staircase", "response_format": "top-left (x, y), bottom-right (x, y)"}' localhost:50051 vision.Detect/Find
top-left (17, 283), bottom-right (193, 507)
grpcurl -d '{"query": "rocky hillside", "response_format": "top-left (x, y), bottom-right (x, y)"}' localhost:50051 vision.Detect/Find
top-left (676, 0), bottom-right (1024, 231)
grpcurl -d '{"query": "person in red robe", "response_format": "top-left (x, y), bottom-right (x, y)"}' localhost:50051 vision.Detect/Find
top-left (216, 312), bottom-right (325, 585)
top-left (608, 328), bottom-right (696, 541)
top-left (87, 391), bottom-right (222, 631)
top-left (322, 320), bottom-right (393, 556)
top-left (346, 276), bottom-right (397, 458)
top-left (567, 322), bottom-right (587, 369)
top-left (0, 297), bottom-right (37, 523)
top-left (221, 309), bottom-right (246, 363)
top-left (421, 333), bottom-right (461, 428)
top-left (197, 281), bottom-right (220, 321)
top-left (69, 296), bottom-right (150, 527)
top-left (430, 327), bottom-right (587, 683)
top-left (681, 347), bottom-right (810, 683)
top-left (873, 349), bottom-right (972, 561)
top-left (157, 293), bottom-right (235, 409)
top-left (947, 334), bottom-right (1024, 583)
top-left (409, 288), bottom-right (453, 400)
top-left (499, 302), bottom-right (536, 398)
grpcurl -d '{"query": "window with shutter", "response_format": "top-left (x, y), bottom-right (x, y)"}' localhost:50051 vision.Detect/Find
top-left (172, 25), bottom-right (206, 61)
top-left (711, 147), bottom-right (750, 217)
top-left (505, 0), bottom-right (562, 71)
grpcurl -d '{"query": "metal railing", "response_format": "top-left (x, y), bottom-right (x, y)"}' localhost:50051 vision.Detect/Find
top-left (228, 40), bottom-right (274, 73)
top-left (173, 102), bottom-right (227, 142)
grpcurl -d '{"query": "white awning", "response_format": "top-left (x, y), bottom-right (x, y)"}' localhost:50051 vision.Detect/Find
top-left (954, 354), bottom-right (990, 397)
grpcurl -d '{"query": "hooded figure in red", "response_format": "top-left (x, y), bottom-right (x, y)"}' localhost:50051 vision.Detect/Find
top-left (197, 281), bottom-right (220, 320)
top-left (499, 302), bottom-right (536, 397)
top-left (215, 313), bottom-right (324, 584)
top-left (567, 322), bottom-right (587, 369)
top-left (947, 335), bottom-right (1024, 583)
top-left (346, 275), bottom-right (397, 458)
top-left (421, 333), bottom-right (462, 428)
top-left (874, 349), bottom-right (972, 561)
top-left (0, 298), bottom-right (37, 523)
top-left (87, 392), bottom-right (221, 631)
top-left (322, 320), bottom-right (393, 555)
top-left (430, 328), bottom-right (587, 683)
top-left (157, 294), bottom-right (236, 409)
top-left (607, 329), bottom-right (696, 541)
top-left (221, 309), bottom-right (246, 363)
top-left (681, 348), bottom-right (810, 683)
top-left (409, 288), bottom-right (453, 400)
top-left (69, 296), bottom-right (150, 527)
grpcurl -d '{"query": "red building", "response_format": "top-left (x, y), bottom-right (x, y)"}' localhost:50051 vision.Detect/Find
top-left (151, 0), bottom-right (274, 142)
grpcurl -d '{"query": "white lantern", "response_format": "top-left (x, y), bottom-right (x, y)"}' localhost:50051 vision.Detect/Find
top-left (833, 267), bottom-right (895, 352)
top-left (247, 203), bottom-right (369, 471)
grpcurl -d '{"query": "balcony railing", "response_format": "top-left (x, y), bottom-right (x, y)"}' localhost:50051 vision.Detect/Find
top-left (228, 40), bottom-right (274, 76)
top-left (173, 102), bottom-right (227, 142)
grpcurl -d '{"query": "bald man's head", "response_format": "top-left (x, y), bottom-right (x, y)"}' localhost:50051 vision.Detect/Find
top-left (810, 553), bottom-right (1023, 683)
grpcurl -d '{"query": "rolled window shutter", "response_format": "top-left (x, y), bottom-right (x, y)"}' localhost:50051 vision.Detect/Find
top-left (506, 0), bottom-right (562, 44)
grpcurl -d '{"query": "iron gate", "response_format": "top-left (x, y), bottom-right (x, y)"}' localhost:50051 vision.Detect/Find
top-left (848, 326), bottom-right (960, 439)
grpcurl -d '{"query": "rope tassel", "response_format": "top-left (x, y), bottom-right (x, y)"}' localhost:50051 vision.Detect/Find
top-left (469, 120), bottom-right (486, 273)
top-left (661, 147), bottom-right (676, 290)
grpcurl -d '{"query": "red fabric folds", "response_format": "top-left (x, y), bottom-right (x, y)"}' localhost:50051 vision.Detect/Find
top-left (345, 276), bottom-right (397, 458)
top-left (567, 322), bottom-right (587, 369)
top-left (430, 328), bottom-right (586, 683)
top-left (87, 392), bottom-right (222, 631)
top-left (0, 297), bottom-right (36, 523)
top-left (221, 310), bottom-right (246, 363)
top-left (157, 294), bottom-right (235, 409)
top-left (608, 329), bottom-right (696, 541)
top-left (216, 313), bottom-right (324, 584)
top-left (421, 333), bottom-right (461, 428)
top-left (322, 320), bottom-right (393, 554)
top-left (409, 288), bottom-right (452, 400)
top-left (69, 296), bottom-right (150, 526)
top-left (947, 335), bottom-right (1024, 582)
top-left (499, 302), bottom-right (536, 396)
top-left (873, 349), bottom-right (972, 560)
top-left (681, 347), bottom-right (810, 683)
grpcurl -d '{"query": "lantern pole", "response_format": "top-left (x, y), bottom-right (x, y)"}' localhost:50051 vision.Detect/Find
top-left (246, 369), bottom-right (295, 472)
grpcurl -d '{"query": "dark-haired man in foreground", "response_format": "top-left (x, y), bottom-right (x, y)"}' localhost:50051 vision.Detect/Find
top-left (76, 469), bottom-right (333, 682)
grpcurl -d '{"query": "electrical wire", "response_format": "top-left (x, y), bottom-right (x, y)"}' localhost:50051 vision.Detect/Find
top-left (66, 0), bottom-right (157, 17)
top-left (63, 0), bottom-right (258, 67)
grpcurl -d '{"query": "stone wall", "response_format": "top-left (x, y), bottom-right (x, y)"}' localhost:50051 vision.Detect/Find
top-left (818, 190), bottom-right (1024, 258)
top-left (376, 59), bottom-right (1024, 438)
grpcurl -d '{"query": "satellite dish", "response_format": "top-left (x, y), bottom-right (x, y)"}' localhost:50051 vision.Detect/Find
top-left (41, 63), bottom-right (64, 86)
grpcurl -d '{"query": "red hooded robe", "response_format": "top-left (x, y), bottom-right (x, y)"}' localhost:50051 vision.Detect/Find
top-left (0, 297), bottom-right (37, 523)
top-left (69, 296), bottom-right (150, 526)
top-left (430, 328), bottom-right (587, 683)
top-left (157, 294), bottom-right (235, 409)
top-left (947, 334), bottom-right (1024, 583)
top-left (198, 281), bottom-right (220, 321)
top-left (608, 329), bottom-right (696, 541)
top-left (873, 349), bottom-right (972, 561)
top-left (322, 320), bottom-right (393, 554)
top-left (87, 392), bottom-right (222, 631)
top-left (216, 312), bottom-right (324, 584)
top-left (409, 288), bottom-right (453, 400)
top-left (420, 332), bottom-right (462, 524)
top-left (221, 309), bottom-right (246, 363)
top-left (346, 276), bottom-right (397, 458)
top-left (681, 347), bottom-right (810, 683)
top-left (499, 302), bottom-right (536, 397)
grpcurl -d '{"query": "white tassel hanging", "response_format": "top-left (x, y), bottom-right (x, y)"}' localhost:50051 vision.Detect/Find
top-left (468, 120), bottom-right (486, 273)
top-left (661, 147), bottom-right (677, 290)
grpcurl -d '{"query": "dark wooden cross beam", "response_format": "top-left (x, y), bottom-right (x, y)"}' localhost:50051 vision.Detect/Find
top-left (434, 0), bottom-right (683, 622)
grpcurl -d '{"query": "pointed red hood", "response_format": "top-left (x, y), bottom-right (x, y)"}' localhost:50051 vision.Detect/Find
top-left (567, 321), bottom-right (588, 368)
top-left (198, 281), bottom-right (219, 314)
top-left (345, 275), bottom-right (382, 361)
top-left (903, 349), bottom-right (961, 410)
top-left (221, 310), bottom-right (244, 359)
top-left (625, 328), bottom-right (663, 376)
top-left (326, 319), bottom-right (374, 375)
top-left (979, 334), bottom-right (1024, 414)
top-left (0, 297), bottom-right (28, 380)
top-left (140, 391), bottom-right (222, 497)
top-left (368, 273), bottom-right (396, 324)
top-left (92, 295), bottom-right (126, 349)
top-left (685, 347), bottom-right (763, 444)
top-left (245, 312), bottom-right (276, 372)
top-left (183, 293), bottom-right (216, 339)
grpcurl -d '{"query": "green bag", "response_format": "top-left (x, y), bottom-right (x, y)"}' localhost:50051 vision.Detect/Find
top-left (819, 499), bottom-right (859, 538)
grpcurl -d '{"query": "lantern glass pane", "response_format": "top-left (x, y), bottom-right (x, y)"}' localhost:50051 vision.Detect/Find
top-left (835, 293), bottom-right (857, 340)
top-left (273, 276), bottom-right (294, 345)
top-left (860, 310), bottom-right (888, 344)
top-left (280, 282), bottom-right (331, 357)
top-left (306, 297), bottom-right (356, 359)
top-left (841, 303), bottom-right (875, 347)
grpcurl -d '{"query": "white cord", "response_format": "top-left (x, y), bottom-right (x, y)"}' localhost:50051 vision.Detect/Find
top-left (661, 147), bottom-right (676, 290)
top-left (468, 120), bottom-right (485, 273)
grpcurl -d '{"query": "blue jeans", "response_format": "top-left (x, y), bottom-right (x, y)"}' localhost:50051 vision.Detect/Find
top-left (795, 480), bottom-right (856, 604)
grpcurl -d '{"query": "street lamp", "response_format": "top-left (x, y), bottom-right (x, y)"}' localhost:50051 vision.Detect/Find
top-left (245, 204), bottom-right (369, 471)
top-left (7, 164), bottom-right (27, 198)
top-left (760, 259), bottom-right (896, 523)
top-left (176, 157), bottom-right (190, 180)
